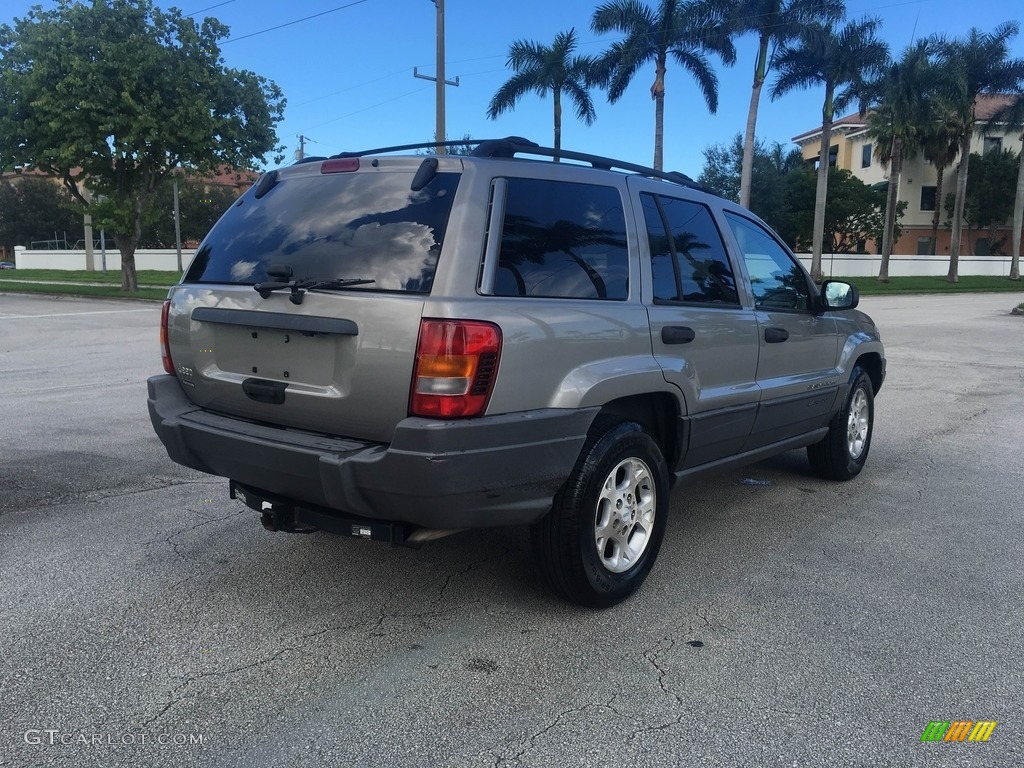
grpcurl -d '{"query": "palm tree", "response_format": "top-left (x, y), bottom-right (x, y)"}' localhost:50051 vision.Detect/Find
top-left (719, 0), bottom-right (844, 209)
top-left (771, 18), bottom-right (888, 282)
top-left (920, 109), bottom-right (963, 252)
top-left (861, 41), bottom-right (936, 281)
top-left (936, 22), bottom-right (1024, 282)
top-left (486, 29), bottom-right (597, 156)
top-left (590, 0), bottom-right (736, 171)
top-left (988, 94), bottom-right (1024, 280)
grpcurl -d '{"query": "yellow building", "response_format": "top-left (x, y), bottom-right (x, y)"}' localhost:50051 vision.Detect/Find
top-left (791, 95), bottom-right (1022, 256)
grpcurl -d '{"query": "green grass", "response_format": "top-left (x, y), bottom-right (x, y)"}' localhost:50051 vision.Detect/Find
top-left (0, 268), bottom-right (179, 286)
top-left (0, 279), bottom-right (167, 301)
top-left (840, 275), bottom-right (1024, 295)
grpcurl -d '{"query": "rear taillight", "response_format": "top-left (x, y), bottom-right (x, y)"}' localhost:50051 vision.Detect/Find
top-left (321, 158), bottom-right (359, 174)
top-left (410, 319), bottom-right (501, 418)
top-left (160, 299), bottom-right (174, 374)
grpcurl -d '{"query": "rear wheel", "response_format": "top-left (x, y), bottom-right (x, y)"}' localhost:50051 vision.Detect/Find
top-left (532, 418), bottom-right (669, 608)
top-left (808, 366), bottom-right (874, 480)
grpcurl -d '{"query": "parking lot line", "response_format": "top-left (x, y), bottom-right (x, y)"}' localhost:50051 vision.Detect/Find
top-left (0, 308), bottom-right (157, 320)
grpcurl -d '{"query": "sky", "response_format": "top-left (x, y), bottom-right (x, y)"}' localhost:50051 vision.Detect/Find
top-left (5, 0), bottom-right (1023, 175)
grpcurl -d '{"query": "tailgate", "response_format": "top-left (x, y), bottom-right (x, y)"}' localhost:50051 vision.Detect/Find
top-left (167, 287), bottom-right (423, 443)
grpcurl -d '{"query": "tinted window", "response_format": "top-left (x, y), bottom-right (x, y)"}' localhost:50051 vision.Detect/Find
top-left (494, 178), bottom-right (628, 300)
top-left (725, 212), bottom-right (810, 311)
top-left (185, 170), bottom-right (459, 293)
top-left (641, 193), bottom-right (738, 305)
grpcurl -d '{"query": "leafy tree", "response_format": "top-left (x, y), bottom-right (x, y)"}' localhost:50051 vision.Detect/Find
top-left (698, 132), bottom-right (803, 229)
top-left (591, 0), bottom-right (736, 171)
top-left (0, 0), bottom-right (284, 290)
top-left (861, 40), bottom-right (937, 280)
top-left (935, 22), bottom-right (1024, 281)
top-left (987, 94), bottom-right (1024, 279)
top-left (717, 0), bottom-right (843, 208)
top-left (487, 29), bottom-right (597, 156)
top-left (142, 179), bottom-right (240, 249)
top-left (0, 176), bottom-right (82, 254)
top-left (943, 149), bottom-right (1019, 254)
top-left (771, 17), bottom-right (888, 281)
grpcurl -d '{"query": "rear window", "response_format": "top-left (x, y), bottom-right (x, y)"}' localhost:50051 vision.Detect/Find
top-left (184, 169), bottom-right (460, 293)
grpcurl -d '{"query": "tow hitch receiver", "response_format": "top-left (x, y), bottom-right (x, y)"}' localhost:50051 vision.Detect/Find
top-left (229, 481), bottom-right (412, 545)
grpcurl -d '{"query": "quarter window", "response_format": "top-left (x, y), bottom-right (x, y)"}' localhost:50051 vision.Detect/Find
top-left (494, 178), bottom-right (628, 300)
top-left (641, 193), bottom-right (738, 305)
top-left (724, 213), bottom-right (811, 311)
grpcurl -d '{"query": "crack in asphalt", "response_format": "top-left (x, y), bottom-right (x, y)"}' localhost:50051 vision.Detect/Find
top-left (487, 696), bottom-right (635, 767)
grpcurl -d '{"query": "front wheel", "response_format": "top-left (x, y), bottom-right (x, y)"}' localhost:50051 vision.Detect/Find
top-left (807, 366), bottom-right (875, 480)
top-left (531, 418), bottom-right (670, 608)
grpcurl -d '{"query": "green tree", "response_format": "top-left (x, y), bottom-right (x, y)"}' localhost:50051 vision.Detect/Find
top-left (943, 149), bottom-right (1019, 255)
top-left (0, 0), bottom-right (284, 291)
top-left (486, 29), bottom-right (597, 156)
top-left (0, 177), bottom-right (82, 254)
top-left (771, 17), bottom-right (888, 281)
top-left (986, 94), bottom-right (1024, 279)
top-left (861, 40), bottom-right (937, 280)
top-left (718, 0), bottom-right (843, 208)
top-left (591, 0), bottom-right (736, 171)
top-left (698, 132), bottom-right (803, 231)
top-left (142, 179), bottom-right (240, 249)
top-left (936, 22), bottom-right (1024, 281)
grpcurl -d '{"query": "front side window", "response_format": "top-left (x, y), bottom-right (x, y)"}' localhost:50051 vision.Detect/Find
top-left (641, 193), bottom-right (738, 305)
top-left (725, 213), bottom-right (811, 312)
top-left (494, 178), bottom-right (628, 300)
top-left (185, 169), bottom-right (460, 293)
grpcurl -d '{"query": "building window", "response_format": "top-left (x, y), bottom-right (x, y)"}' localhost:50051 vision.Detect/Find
top-left (920, 186), bottom-right (937, 211)
top-left (975, 237), bottom-right (990, 256)
top-left (862, 144), bottom-right (872, 168)
top-left (983, 137), bottom-right (1002, 154)
top-left (917, 237), bottom-right (934, 256)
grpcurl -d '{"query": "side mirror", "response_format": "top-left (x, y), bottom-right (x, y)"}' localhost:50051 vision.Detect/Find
top-left (820, 280), bottom-right (859, 311)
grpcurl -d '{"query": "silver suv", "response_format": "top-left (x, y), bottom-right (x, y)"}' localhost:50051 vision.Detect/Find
top-left (148, 137), bottom-right (885, 607)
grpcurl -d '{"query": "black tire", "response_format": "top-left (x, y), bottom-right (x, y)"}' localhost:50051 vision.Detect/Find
top-left (531, 418), bottom-right (670, 608)
top-left (807, 366), bottom-right (874, 481)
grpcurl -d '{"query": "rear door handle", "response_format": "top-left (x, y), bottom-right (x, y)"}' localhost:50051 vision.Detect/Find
top-left (662, 326), bottom-right (696, 344)
top-left (764, 327), bottom-right (789, 343)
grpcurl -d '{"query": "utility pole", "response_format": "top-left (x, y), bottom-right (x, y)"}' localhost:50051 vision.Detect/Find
top-left (173, 178), bottom-right (183, 273)
top-left (412, 0), bottom-right (459, 153)
top-left (296, 134), bottom-right (307, 161)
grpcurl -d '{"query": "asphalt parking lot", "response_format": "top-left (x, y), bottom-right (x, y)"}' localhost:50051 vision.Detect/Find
top-left (1, 290), bottom-right (1022, 768)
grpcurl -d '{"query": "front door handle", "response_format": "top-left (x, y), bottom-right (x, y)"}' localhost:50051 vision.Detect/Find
top-left (662, 326), bottom-right (696, 344)
top-left (764, 327), bottom-right (789, 343)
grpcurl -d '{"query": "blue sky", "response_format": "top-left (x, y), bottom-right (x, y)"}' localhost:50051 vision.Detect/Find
top-left (6, 1), bottom-right (1024, 174)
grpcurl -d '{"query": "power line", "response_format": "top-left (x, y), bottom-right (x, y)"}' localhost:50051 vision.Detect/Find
top-left (185, 0), bottom-right (236, 15)
top-left (222, 0), bottom-right (374, 45)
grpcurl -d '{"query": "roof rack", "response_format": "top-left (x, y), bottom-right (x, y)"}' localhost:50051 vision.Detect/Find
top-left (326, 136), bottom-right (714, 194)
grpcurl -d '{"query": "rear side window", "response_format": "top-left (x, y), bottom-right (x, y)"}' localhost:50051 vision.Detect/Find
top-left (184, 170), bottom-right (460, 293)
top-left (493, 178), bottom-right (628, 300)
top-left (641, 193), bottom-right (739, 305)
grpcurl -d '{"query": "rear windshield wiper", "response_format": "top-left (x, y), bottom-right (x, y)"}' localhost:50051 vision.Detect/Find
top-left (254, 275), bottom-right (375, 305)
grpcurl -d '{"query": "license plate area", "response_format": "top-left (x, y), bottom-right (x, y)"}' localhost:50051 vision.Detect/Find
top-left (213, 326), bottom-right (337, 385)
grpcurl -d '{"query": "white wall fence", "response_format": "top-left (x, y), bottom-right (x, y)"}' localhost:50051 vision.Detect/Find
top-left (12, 245), bottom-right (1018, 278)
top-left (13, 245), bottom-right (195, 272)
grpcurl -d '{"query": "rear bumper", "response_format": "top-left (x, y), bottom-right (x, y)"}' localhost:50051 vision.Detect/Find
top-left (147, 375), bottom-right (596, 529)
